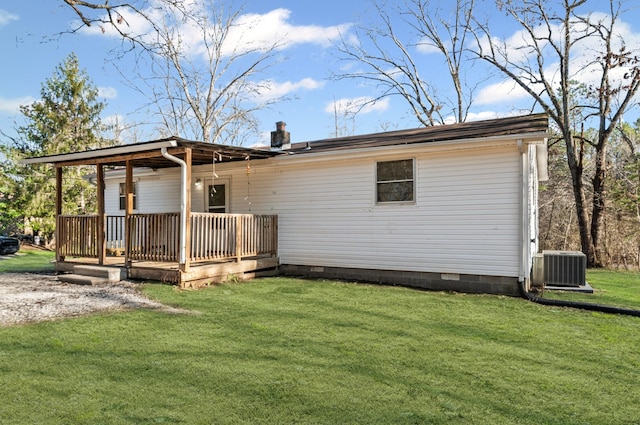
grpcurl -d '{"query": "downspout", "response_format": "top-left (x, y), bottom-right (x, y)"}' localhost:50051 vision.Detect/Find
top-left (517, 139), bottom-right (528, 286)
top-left (161, 147), bottom-right (187, 265)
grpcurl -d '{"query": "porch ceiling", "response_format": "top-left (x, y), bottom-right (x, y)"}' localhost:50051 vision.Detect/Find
top-left (22, 137), bottom-right (281, 168)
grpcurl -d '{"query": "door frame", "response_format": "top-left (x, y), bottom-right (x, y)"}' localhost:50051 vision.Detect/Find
top-left (204, 178), bottom-right (230, 213)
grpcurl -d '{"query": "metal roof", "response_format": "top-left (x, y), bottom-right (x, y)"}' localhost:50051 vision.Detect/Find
top-left (285, 113), bottom-right (549, 154)
top-left (22, 114), bottom-right (548, 168)
top-left (22, 137), bottom-right (281, 168)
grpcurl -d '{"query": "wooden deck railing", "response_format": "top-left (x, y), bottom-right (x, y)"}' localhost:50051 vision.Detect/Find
top-left (128, 213), bottom-right (181, 262)
top-left (57, 212), bottom-right (277, 263)
top-left (190, 213), bottom-right (278, 262)
top-left (57, 215), bottom-right (99, 258)
top-left (106, 215), bottom-right (125, 250)
top-left (238, 214), bottom-right (278, 258)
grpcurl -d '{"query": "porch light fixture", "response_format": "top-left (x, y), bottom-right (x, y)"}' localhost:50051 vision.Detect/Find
top-left (194, 178), bottom-right (203, 189)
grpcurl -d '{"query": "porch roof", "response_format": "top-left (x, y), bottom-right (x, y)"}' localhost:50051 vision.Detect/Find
top-left (22, 137), bottom-right (282, 168)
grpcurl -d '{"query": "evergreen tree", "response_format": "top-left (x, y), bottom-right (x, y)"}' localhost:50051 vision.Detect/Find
top-left (0, 53), bottom-right (116, 240)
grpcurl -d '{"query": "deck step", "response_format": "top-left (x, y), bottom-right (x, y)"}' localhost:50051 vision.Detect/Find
top-left (73, 265), bottom-right (126, 281)
top-left (58, 274), bottom-right (112, 286)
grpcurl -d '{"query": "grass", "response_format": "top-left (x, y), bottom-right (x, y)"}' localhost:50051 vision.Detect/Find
top-left (0, 247), bottom-right (55, 273)
top-left (541, 269), bottom-right (640, 310)
top-left (1, 275), bottom-right (639, 424)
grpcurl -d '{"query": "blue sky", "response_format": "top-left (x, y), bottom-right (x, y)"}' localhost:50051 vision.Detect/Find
top-left (1, 0), bottom-right (640, 146)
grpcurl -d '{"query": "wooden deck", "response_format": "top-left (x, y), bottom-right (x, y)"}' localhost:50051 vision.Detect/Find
top-left (56, 255), bottom-right (279, 287)
top-left (56, 213), bottom-right (279, 288)
top-left (129, 256), bottom-right (279, 287)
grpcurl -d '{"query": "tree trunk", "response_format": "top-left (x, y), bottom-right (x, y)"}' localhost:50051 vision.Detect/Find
top-left (590, 142), bottom-right (608, 267)
top-left (565, 132), bottom-right (596, 266)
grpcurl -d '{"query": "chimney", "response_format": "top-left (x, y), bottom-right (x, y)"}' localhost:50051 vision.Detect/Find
top-left (270, 121), bottom-right (291, 150)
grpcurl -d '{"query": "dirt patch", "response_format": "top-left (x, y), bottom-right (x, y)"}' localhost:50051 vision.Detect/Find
top-left (0, 272), bottom-right (189, 326)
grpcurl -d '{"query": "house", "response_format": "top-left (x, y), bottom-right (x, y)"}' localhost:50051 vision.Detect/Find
top-left (23, 114), bottom-right (549, 294)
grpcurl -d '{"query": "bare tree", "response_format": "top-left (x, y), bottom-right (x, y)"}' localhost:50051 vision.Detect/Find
top-left (62, 0), bottom-right (283, 144)
top-left (473, 0), bottom-right (640, 266)
top-left (539, 139), bottom-right (580, 252)
top-left (603, 120), bottom-right (640, 267)
top-left (334, 0), bottom-right (479, 125)
top-left (62, 0), bottom-right (150, 46)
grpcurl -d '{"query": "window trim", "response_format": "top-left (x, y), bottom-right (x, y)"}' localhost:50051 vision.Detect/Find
top-left (205, 178), bottom-right (230, 213)
top-left (375, 158), bottom-right (416, 205)
top-left (119, 181), bottom-right (137, 210)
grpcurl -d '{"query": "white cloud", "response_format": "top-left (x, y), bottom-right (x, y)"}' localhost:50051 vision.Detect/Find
top-left (0, 96), bottom-right (34, 114)
top-left (234, 8), bottom-right (351, 50)
top-left (79, 4), bottom-right (352, 59)
top-left (474, 11), bottom-right (640, 107)
top-left (567, 13), bottom-right (640, 86)
top-left (416, 37), bottom-right (444, 55)
top-left (98, 86), bottom-right (118, 99)
top-left (220, 8), bottom-right (350, 56)
top-left (475, 79), bottom-right (530, 106)
top-left (465, 111), bottom-right (502, 121)
top-left (443, 110), bottom-right (525, 124)
top-left (255, 78), bottom-right (324, 102)
top-left (325, 96), bottom-right (390, 115)
top-left (0, 9), bottom-right (18, 26)
top-left (475, 19), bottom-right (564, 64)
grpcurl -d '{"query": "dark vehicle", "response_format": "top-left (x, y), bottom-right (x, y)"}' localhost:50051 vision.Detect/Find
top-left (0, 236), bottom-right (20, 255)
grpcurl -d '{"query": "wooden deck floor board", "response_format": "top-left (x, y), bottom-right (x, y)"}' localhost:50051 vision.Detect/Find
top-left (56, 255), bottom-right (279, 288)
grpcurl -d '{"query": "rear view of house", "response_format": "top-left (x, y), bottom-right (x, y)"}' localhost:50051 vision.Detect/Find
top-left (24, 114), bottom-right (549, 294)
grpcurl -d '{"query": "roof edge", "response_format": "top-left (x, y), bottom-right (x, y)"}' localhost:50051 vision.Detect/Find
top-left (21, 139), bottom-right (179, 165)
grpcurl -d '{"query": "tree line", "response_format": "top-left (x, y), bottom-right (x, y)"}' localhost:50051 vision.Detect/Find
top-left (0, 54), bottom-right (115, 242)
top-left (1, 0), bottom-right (639, 268)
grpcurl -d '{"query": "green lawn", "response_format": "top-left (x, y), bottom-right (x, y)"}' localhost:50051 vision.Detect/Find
top-left (0, 247), bottom-right (55, 273)
top-left (540, 268), bottom-right (640, 310)
top-left (1, 273), bottom-right (639, 424)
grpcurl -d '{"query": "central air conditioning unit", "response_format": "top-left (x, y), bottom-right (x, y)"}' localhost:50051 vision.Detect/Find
top-left (542, 250), bottom-right (586, 287)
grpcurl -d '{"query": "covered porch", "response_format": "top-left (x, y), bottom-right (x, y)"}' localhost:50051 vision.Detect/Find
top-left (23, 138), bottom-right (281, 287)
top-left (56, 212), bottom-right (278, 287)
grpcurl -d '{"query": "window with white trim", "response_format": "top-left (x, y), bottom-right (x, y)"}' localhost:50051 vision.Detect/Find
top-left (376, 159), bottom-right (415, 203)
top-left (119, 182), bottom-right (137, 210)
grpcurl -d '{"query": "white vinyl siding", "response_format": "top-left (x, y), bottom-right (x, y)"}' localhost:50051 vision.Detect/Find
top-left (104, 141), bottom-right (527, 278)
top-left (227, 144), bottom-right (522, 277)
top-left (105, 169), bottom-right (182, 215)
top-left (105, 171), bottom-right (227, 215)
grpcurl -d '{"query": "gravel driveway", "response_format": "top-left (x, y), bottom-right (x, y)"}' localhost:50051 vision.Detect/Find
top-left (0, 272), bottom-right (186, 326)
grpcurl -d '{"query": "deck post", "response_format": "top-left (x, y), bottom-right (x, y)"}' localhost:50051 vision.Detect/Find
top-left (273, 215), bottom-right (279, 257)
top-left (96, 164), bottom-right (106, 265)
top-left (124, 161), bottom-right (134, 269)
top-left (183, 148), bottom-right (192, 273)
top-left (235, 216), bottom-right (243, 262)
top-left (55, 166), bottom-right (63, 262)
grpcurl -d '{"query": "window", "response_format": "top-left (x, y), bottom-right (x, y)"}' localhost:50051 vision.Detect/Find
top-left (376, 159), bottom-right (415, 203)
top-left (208, 183), bottom-right (227, 213)
top-left (119, 182), bottom-right (137, 210)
